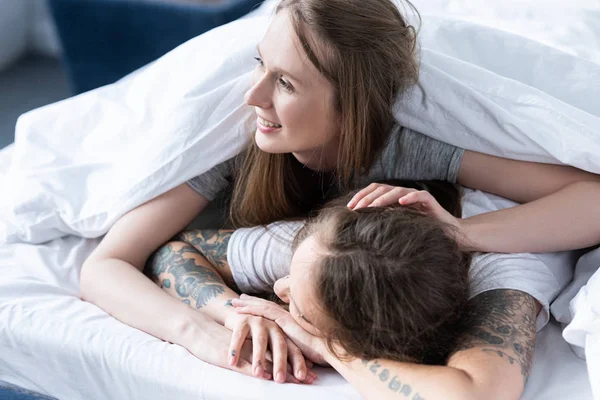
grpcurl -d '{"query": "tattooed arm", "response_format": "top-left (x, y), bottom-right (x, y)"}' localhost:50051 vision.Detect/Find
top-left (176, 229), bottom-right (238, 290)
top-left (145, 239), bottom-right (315, 383)
top-left (446, 289), bottom-right (539, 399)
top-left (145, 241), bottom-right (235, 324)
top-left (322, 289), bottom-right (538, 400)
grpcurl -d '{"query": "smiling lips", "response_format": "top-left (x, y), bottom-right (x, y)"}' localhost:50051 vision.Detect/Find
top-left (257, 116), bottom-right (282, 133)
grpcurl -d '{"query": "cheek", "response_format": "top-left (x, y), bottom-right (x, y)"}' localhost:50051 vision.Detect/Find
top-left (276, 96), bottom-right (335, 137)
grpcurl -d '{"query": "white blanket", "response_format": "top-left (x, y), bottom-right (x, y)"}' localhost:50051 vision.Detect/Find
top-left (1, 0), bottom-right (600, 398)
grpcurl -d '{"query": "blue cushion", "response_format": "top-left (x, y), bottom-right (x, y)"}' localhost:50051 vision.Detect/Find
top-left (48, 0), bottom-right (263, 94)
top-left (0, 382), bottom-right (56, 400)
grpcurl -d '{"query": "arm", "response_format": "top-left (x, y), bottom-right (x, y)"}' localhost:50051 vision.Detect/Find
top-left (324, 289), bottom-right (538, 400)
top-left (145, 240), bottom-right (238, 326)
top-left (80, 184), bottom-right (255, 376)
top-left (145, 239), bottom-right (315, 384)
top-left (175, 229), bottom-right (238, 290)
top-left (457, 151), bottom-right (600, 252)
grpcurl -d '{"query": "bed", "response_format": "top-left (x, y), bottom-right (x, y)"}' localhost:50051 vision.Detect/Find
top-left (1, 0), bottom-right (599, 398)
top-left (0, 141), bottom-right (594, 399)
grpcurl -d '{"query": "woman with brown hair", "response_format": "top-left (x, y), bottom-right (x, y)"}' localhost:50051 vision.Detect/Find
top-left (149, 178), bottom-right (577, 399)
top-left (80, 0), bottom-right (600, 391)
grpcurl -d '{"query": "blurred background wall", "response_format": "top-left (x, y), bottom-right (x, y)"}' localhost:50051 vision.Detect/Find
top-left (0, 0), bottom-right (263, 150)
top-left (0, 0), bottom-right (65, 150)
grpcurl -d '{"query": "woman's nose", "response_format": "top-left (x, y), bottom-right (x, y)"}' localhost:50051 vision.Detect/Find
top-left (244, 70), bottom-right (272, 109)
top-left (274, 276), bottom-right (290, 303)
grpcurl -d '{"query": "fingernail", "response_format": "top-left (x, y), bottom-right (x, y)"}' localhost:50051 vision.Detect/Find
top-left (229, 356), bottom-right (236, 366)
top-left (276, 372), bottom-right (284, 383)
top-left (254, 366), bottom-right (262, 377)
top-left (297, 369), bottom-right (306, 380)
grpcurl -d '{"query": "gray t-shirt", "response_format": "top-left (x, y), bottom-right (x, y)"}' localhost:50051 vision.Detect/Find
top-left (186, 126), bottom-right (464, 201)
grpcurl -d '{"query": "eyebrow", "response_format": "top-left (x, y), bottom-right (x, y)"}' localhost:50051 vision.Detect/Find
top-left (256, 45), bottom-right (304, 86)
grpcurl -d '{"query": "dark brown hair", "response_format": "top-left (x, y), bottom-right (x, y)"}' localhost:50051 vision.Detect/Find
top-left (230, 0), bottom-right (420, 227)
top-left (299, 181), bottom-right (470, 365)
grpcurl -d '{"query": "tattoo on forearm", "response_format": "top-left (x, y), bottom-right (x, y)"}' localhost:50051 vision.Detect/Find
top-left (176, 229), bottom-right (233, 269)
top-left (145, 243), bottom-right (226, 309)
top-left (455, 289), bottom-right (536, 381)
top-left (361, 359), bottom-right (424, 399)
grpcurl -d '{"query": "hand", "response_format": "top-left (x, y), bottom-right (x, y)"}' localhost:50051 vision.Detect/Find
top-left (179, 310), bottom-right (274, 379)
top-left (347, 183), bottom-right (461, 229)
top-left (232, 295), bottom-right (329, 366)
top-left (224, 311), bottom-right (317, 384)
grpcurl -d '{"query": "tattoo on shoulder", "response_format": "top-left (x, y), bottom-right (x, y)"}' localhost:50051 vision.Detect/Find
top-left (455, 289), bottom-right (537, 381)
top-left (361, 359), bottom-right (424, 399)
top-left (177, 229), bottom-right (233, 269)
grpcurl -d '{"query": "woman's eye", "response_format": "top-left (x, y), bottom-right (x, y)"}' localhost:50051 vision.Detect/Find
top-left (254, 57), bottom-right (264, 68)
top-left (278, 77), bottom-right (293, 92)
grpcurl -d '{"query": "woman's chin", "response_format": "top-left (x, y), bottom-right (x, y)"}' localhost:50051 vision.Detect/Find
top-left (254, 132), bottom-right (288, 154)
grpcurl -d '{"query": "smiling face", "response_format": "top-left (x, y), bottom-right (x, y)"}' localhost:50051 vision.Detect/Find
top-left (243, 9), bottom-right (341, 171)
top-left (273, 234), bottom-right (327, 336)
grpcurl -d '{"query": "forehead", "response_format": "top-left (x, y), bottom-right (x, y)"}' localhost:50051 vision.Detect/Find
top-left (260, 9), bottom-right (322, 85)
top-left (290, 234), bottom-right (320, 276)
top-left (289, 235), bottom-right (322, 313)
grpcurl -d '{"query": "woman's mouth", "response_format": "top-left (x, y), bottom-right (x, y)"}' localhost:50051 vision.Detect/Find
top-left (257, 116), bottom-right (282, 133)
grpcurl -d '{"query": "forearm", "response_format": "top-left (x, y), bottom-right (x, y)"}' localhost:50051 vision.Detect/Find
top-left (145, 241), bottom-right (239, 325)
top-left (324, 289), bottom-right (537, 400)
top-left (176, 229), bottom-right (238, 290)
top-left (461, 181), bottom-right (600, 253)
top-left (325, 355), bottom-right (476, 400)
top-left (80, 258), bottom-right (196, 345)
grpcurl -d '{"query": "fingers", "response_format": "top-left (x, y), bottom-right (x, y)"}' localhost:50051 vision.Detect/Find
top-left (370, 187), bottom-right (416, 208)
top-left (269, 328), bottom-right (288, 383)
top-left (399, 190), bottom-right (433, 207)
top-left (233, 340), bottom-right (272, 380)
top-left (346, 184), bottom-right (419, 210)
top-left (232, 298), bottom-right (285, 322)
top-left (346, 183), bottom-right (384, 209)
top-left (352, 185), bottom-right (391, 209)
top-left (286, 338), bottom-right (307, 381)
top-left (230, 355), bottom-right (256, 377)
top-left (251, 321), bottom-right (269, 379)
top-left (228, 320), bottom-right (250, 367)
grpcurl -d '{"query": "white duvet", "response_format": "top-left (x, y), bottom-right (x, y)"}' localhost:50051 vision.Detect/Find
top-left (1, 0), bottom-right (599, 398)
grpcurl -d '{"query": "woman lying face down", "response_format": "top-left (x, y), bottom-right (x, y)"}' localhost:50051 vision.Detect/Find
top-left (148, 180), bottom-right (541, 398)
top-left (266, 184), bottom-right (471, 365)
top-left (147, 181), bottom-right (471, 376)
top-left (275, 206), bottom-right (470, 365)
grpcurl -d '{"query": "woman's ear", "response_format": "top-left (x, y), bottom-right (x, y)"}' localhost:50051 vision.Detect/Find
top-left (274, 275), bottom-right (291, 303)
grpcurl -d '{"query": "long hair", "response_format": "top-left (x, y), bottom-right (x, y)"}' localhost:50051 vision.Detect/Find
top-left (298, 181), bottom-right (471, 365)
top-left (230, 0), bottom-right (420, 227)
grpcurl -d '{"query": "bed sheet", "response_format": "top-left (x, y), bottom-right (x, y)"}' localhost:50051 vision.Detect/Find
top-left (0, 145), bottom-right (593, 399)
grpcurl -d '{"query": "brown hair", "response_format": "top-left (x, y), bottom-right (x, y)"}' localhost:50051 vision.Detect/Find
top-left (298, 181), bottom-right (471, 365)
top-left (230, 0), bottom-right (420, 227)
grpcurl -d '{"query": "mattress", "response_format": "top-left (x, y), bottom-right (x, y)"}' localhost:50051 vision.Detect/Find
top-left (0, 143), bottom-right (593, 399)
